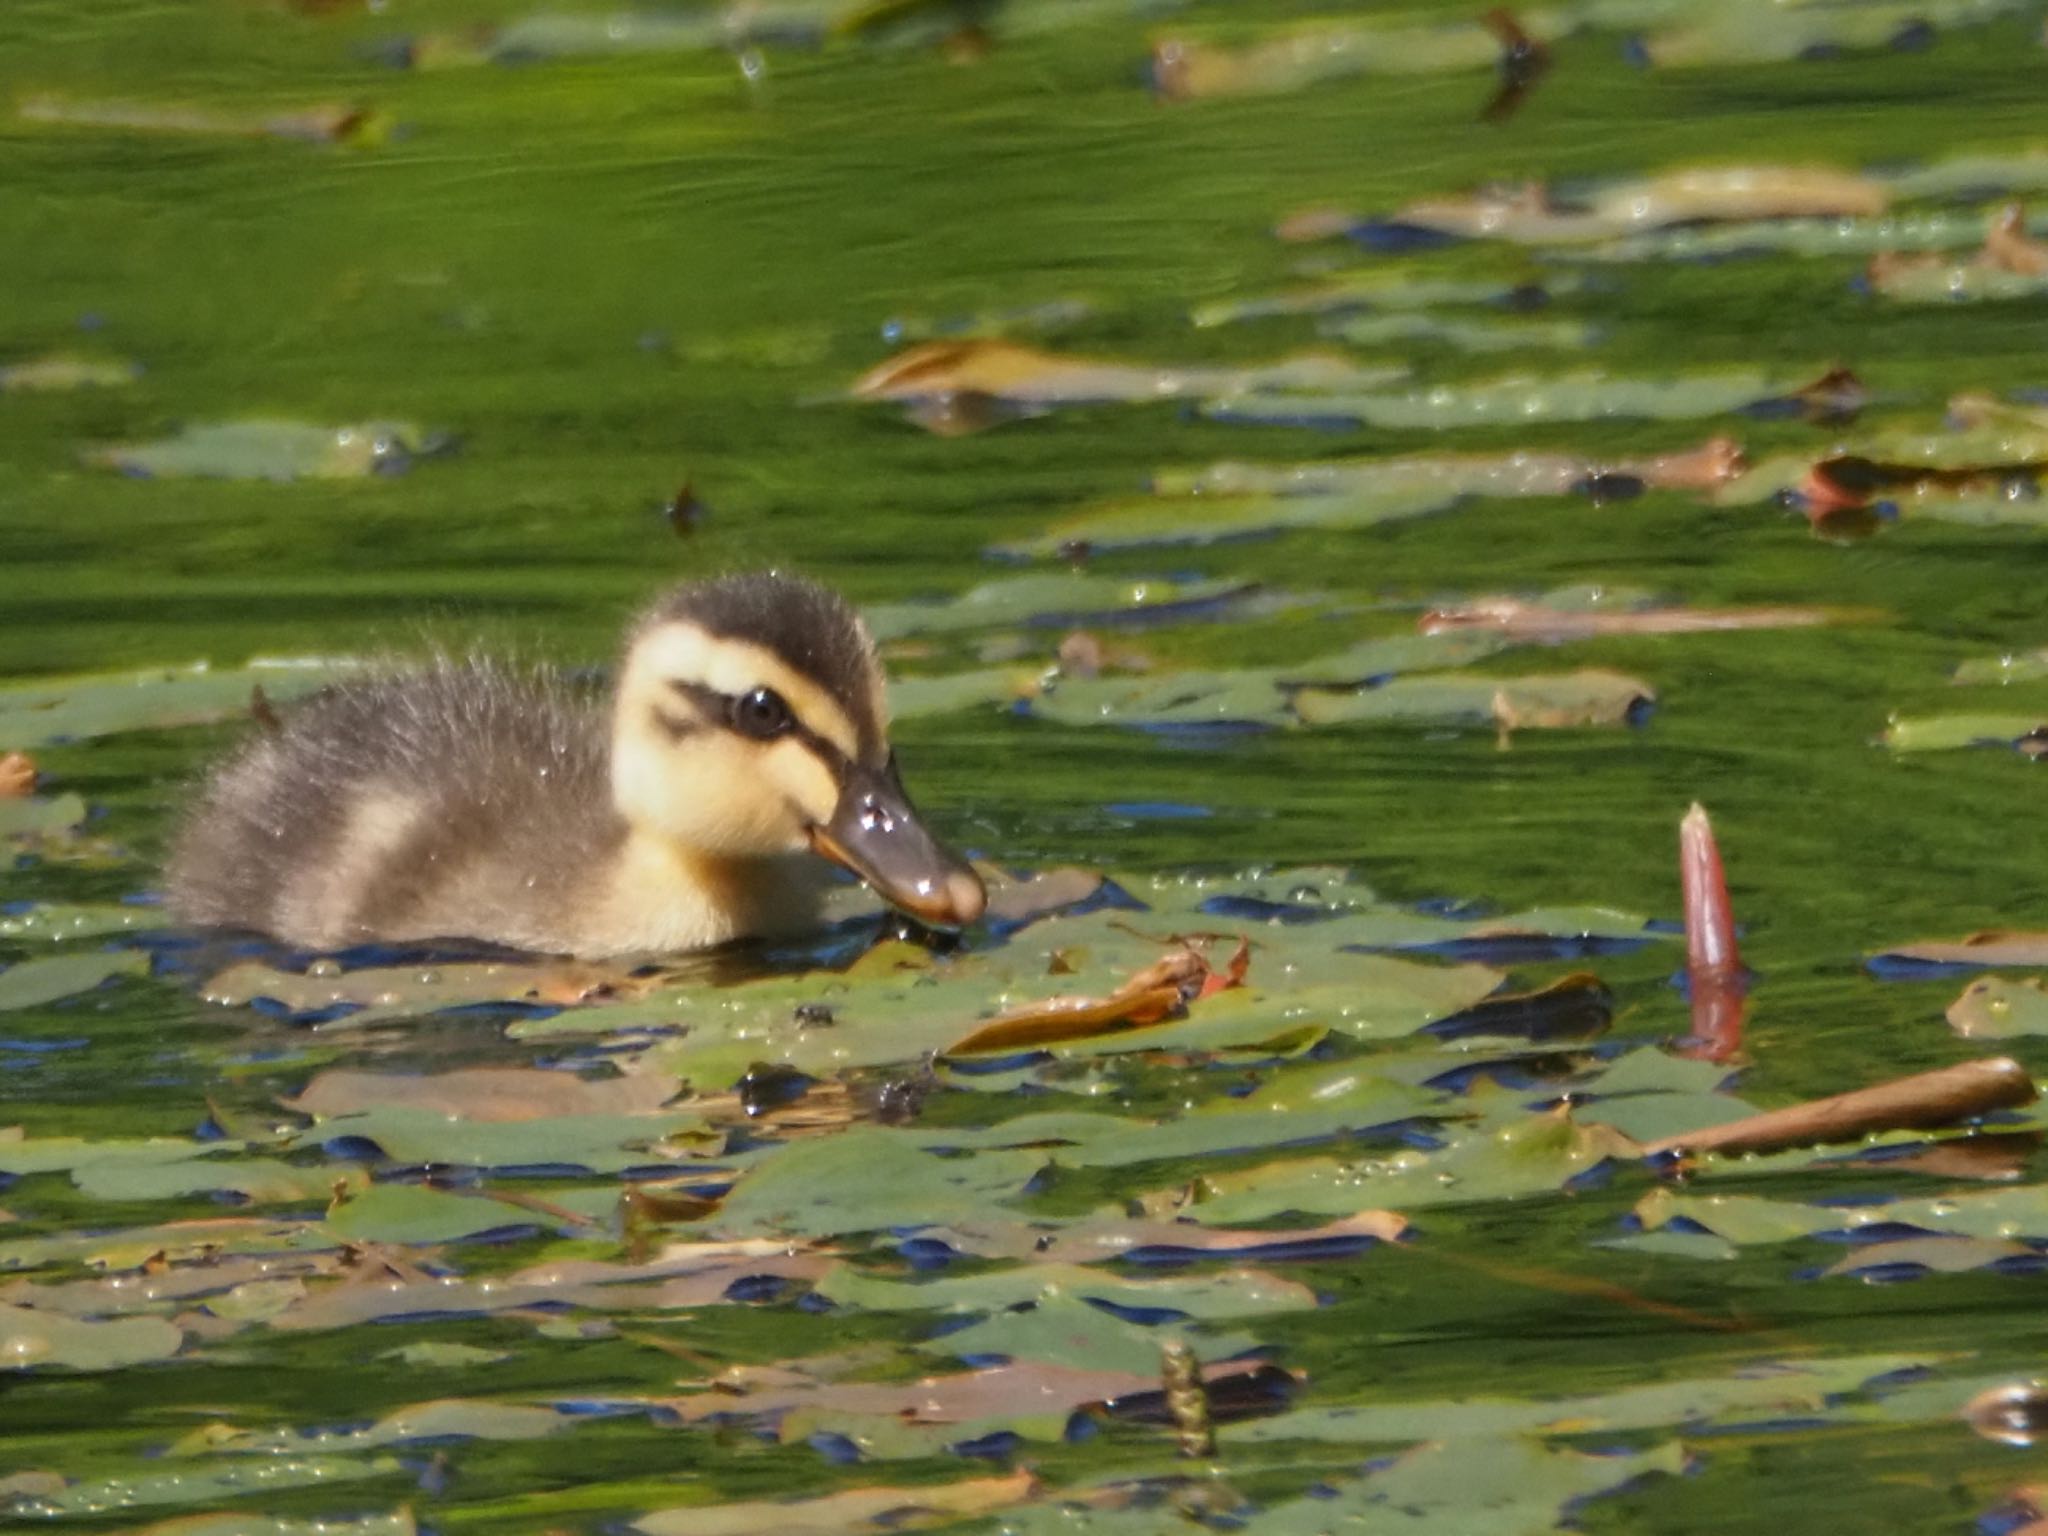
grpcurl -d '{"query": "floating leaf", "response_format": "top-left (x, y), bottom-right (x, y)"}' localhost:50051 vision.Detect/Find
top-left (73, 1157), bottom-right (366, 1207)
top-left (193, 1398), bottom-right (566, 1454)
top-left (1877, 933), bottom-right (2048, 968)
top-left (284, 1065), bottom-right (676, 1121)
top-left (635, 1469), bottom-right (1037, 1536)
top-left (913, 1209), bottom-right (1407, 1265)
top-left (1822, 1236), bottom-right (2029, 1279)
top-left (1954, 649), bottom-right (2048, 685)
top-left (6, 1455), bottom-right (400, 1518)
top-left (0, 950), bottom-right (148, 1011)
top-left (850, 339), bottom-right (1403, 433)
top-left (1381, 166), bottom-right (1890, 245)
top-left (207, 962), bottom-right (628, 1028)
top-left (105, 1512), bottom-right (417, 1536)
top-left (1152, 14), bottom-right (1533, 101)
top-left (1227, 1353), bottom-right (1925, 1443)
top-left (0, 352), bottom-right (140, 392)
top-left (85, 421), bottom-right (434, 481)
top-left (0, 792), bottom-right (86, 840)
top-left (1186, 1107), bottom-right (1634, 1223)
top-left (0, 902), bottom-right (159, 942)
top-left (1202, 368), bottom-right (1816, 431)
top-left (705, 1127), bottom-right (1046, 1239)
top-left (0, 1304), bottom-right (182, 1371)
top-left (17, 93), bottom-right (377, 146)
top-left (289, 1103), bottom-right (708, 1175)
top-left (1639, 0), bottom-right (2021, 68)
top-left (865, 573), bottom-right (1265, 639)
top-left (322, 1184), bottom-right (557, 1244)
top-left (917, 1290), bottom-right (1255, 1375)
top-left (1328, 293), bottom-right (1597, 342)
top-left (1949, 976), bottom-right (2048, 1037)
top-left (0, 661), bottom-right (340, 749)
top-left (1294, 669), bottom-right (1655, 730)
top-left (1883, 713), bottom-right (2048, 754)
top-left (814, 1261), bottom-right (1314, 1321)
top-left (1421, 590), bottom-right (1857, 641)
top-left (1194, 272), bottom-right (1588, 328)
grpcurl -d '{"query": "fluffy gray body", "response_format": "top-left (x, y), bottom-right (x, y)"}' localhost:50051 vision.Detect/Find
top-left (167, 658), bottom-right (624, 952)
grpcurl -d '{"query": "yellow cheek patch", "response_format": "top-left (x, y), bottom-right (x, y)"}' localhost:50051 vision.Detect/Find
top-left (762, 735), bottom-right (844, 826)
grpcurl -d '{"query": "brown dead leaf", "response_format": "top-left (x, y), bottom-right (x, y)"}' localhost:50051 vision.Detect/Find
top-left (1644, 1057), bottom-right (2037, 1159)
top-left (0, 752), bottom-right (35, 797)
top-left (851, 338), bottom-right (1378, 433)
top-left (283, 1065), bottom-right (678, 1122)
top-left (943, 940), bottom-right (1244, 1055)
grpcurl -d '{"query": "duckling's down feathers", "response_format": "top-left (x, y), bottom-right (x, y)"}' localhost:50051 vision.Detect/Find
top-left (166, 655), bottom-right (622, 953)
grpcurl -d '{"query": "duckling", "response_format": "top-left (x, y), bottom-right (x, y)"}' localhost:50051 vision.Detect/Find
top-left (165, 573), bottom-right (986, 957)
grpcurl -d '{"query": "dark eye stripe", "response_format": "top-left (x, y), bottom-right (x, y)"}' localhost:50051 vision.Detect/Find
top-left (662, 678), bottom-right (855, 778)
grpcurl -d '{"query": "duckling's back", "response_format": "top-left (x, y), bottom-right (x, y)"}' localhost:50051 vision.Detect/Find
top-left (166, 657), bottom-right (619, 953)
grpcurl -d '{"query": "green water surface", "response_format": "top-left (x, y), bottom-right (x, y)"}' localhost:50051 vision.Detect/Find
top-left (7, 1), bottom-right (2048, 1531)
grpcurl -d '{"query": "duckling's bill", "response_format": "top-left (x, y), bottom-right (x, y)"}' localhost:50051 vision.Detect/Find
top-left (809, 758), bottom-right (986, 928)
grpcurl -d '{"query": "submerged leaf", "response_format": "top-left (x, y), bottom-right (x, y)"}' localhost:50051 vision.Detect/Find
top-left (85, 420), bottom-right (433, 481)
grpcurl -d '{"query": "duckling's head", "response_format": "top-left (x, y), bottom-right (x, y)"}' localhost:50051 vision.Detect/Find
top-left (611, 572), bottom-right (986, 928)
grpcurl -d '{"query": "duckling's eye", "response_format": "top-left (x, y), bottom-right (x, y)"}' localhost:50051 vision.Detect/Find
top-left (731, 687), bottom-right (793, 740)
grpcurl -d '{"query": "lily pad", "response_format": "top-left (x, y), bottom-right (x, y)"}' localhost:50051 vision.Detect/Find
top-left (0, 1304), bottom-right (183, 1371)
top-left (814, 1261), bottom-right (1316, 1320)
top-left (0, 793), bottom-right (86, 840)
top-left (1294, 669), bottom-right (1655, 730)
top-left (914, 1289), bottom-right (1255, 1374)
top-left (1193, 271), bottom-right (1589, 328)
top-left (865, 573), bottom-right (1265, 639)
top-left (0, 352), bottom-right (140, 392)
top-left (0, 661), bottom-right (340, 749)
top-left (86, 420), bottom-right (434, 481)
top-left (1202, 368), bottom-right (1813, 430)
top-left (705, 1127), bottom-right (1047, 1239)
top-left (321, 1184), bottom-right (557, 1244)
top-left (851, 339), bottom-right (1404, 433)
top-left (0, 949), bottom-right (149, 1011)
top-left (284, 1064), bottom-right (677, 1121)
top-left (1949, 976), bottom-right (2048, 1037)
top-left (6, 1455), bottom-right (401, 1517)
top-left (1185, 1107), bottom-right (1634, 1223)
top-left (1227, 1352), bottom-right (1925, 1443)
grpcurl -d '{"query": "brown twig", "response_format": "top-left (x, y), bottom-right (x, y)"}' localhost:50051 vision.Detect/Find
top-left (1644, 1057), bottom-right (2036, 1159)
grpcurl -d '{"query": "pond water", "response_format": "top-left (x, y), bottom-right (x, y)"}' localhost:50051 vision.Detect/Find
top-left (8, 1), bottom-right (2048, 1531)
